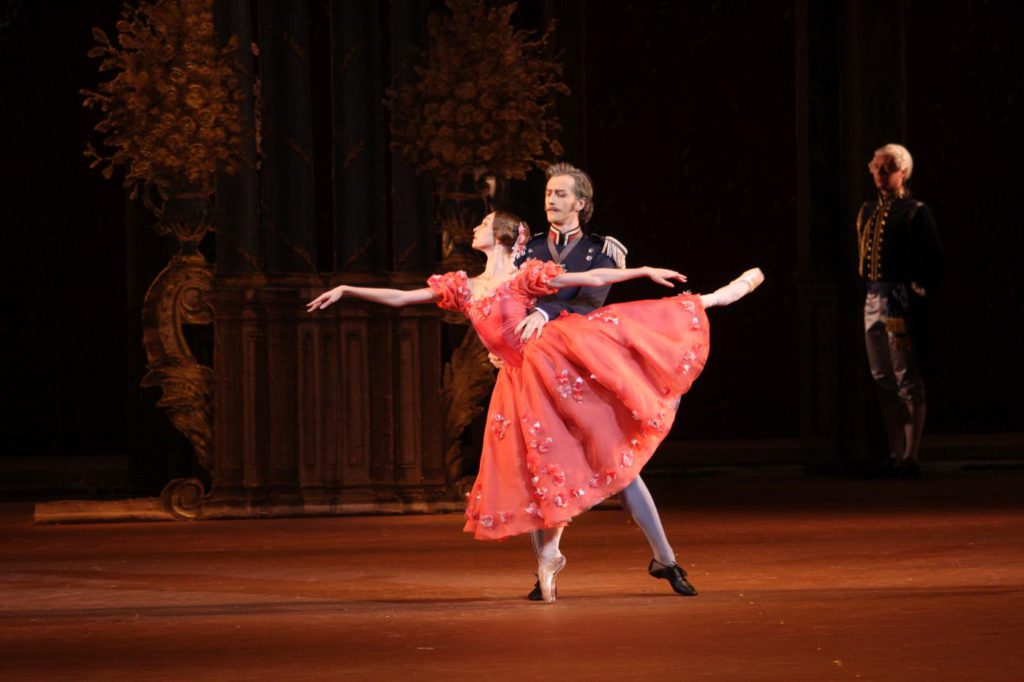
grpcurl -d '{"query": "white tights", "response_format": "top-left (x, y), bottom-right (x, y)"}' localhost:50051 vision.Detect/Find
top-left (530, 475), bottom-right (676, 567)
top-left (532, 526), bottom-right (564, 561)
top-left (620, 476), bottom-right (676, 565)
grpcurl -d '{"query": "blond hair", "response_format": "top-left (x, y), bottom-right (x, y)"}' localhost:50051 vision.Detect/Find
top-left (874, 143), bottom-right (914, 180)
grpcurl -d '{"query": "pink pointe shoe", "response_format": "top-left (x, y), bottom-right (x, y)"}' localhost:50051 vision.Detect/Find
top-left (538, 552), bottom-right (566, 604)
top-left (701, 268), bottom-right (766, 308)
top-left (737, 267), bottom-right (765, 293)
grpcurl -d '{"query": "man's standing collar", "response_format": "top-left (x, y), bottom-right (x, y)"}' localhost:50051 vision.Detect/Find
top-left (877, 187), bottom-right (910, 205)
top-left (549, 226), bottom-right (582, 247)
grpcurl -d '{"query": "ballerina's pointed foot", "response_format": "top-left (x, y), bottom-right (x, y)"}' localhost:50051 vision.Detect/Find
top-left (700, 267), bottom-right (766, 308)
top-left (737, 267), bottom-right (765, 293)
top-left (538, 552), bottom-right (566, 604)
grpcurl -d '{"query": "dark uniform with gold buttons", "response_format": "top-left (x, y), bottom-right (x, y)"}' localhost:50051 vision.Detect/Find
top-left (514, 226), bottom-right (628, 320)
top-left (856, 191), bottom-right (942, 433)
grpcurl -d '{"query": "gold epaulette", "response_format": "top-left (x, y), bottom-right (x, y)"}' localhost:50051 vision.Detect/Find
top-left (598, 235), bottom-right (628, 268)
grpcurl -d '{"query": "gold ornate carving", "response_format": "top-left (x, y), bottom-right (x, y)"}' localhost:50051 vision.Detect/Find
top-left (83, 0), bottom-right (249, 478)
top-left (141, 195), bottom-right (214, 469)
top-left (441, 330), bottom-right (497, 492)
top-left (81, 0), bottom-right (246, 208)
top-left (141, 247), bottom-right (214, 470)
top-left (387, 0), bottom-right (570, 183)
top-left (160, 477), bottom-right (206, 519)
top-left (137, 195), bottom-right (215, 472)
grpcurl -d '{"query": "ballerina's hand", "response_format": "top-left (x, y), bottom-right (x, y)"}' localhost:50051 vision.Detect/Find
top-left (306, 287), bottom-right (343, 312)
top-left (645, 267), bottom-right (687, 287)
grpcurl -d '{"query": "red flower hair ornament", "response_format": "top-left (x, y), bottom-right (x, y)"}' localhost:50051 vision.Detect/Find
top-left (511, 222), bottom-right (528, 260)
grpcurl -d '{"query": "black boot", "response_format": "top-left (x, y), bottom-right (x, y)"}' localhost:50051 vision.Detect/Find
top-left (648, 559), bottom-right (698, 596)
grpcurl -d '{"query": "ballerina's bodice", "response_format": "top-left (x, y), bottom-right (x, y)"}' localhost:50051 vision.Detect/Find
top-left (427, 261), bottom-right (563, 368)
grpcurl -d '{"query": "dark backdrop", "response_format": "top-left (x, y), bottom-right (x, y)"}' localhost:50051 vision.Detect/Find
top-left (576, 1), bottom-right (798, 439)
top-left (904, 0), bottom-right (1024, 433)
top-left (1, 0), bottom-right (1021, 492)
top-left (0, 0), bottom-right (194, 492)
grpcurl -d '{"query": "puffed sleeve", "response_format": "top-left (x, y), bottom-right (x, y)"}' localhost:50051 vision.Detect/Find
top-left (426, 271), bottom-right (469, 312)
top-left (512, 259), bottom-right (564, 298)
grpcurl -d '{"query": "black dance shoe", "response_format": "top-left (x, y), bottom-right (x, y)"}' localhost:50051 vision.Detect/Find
top-left (899, 458), bottom-right (922, 479)
top-left (648, 559), bottom-right (698, 596)
top-left (527, 579), bottom-right (543, 601)
top-left (868, 457), bottom-right (901, 479)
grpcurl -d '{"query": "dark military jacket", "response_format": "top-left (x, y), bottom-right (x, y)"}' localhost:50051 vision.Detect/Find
top-left (856, 195), bottom-right (943, 293)
top-left (514, 229), bottom-right (627, 319)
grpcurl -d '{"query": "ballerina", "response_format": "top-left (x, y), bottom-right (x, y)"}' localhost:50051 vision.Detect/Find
top-left (308, 210), bottom-right (763, 603)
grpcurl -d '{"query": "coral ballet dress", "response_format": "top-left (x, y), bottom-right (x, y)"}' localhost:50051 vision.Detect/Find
top-left (428, 259), bottom-right (710, 541)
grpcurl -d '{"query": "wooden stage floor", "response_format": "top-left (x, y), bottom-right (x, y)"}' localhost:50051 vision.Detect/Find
top-left (2, 468), bottom-right (1023, 681)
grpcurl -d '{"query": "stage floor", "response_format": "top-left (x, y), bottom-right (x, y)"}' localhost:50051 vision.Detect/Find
top-left (2, 468), bottom-right (1023, 681)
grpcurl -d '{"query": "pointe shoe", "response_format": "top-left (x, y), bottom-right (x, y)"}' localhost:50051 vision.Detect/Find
top-left (702, 268), bottom-right (765, 308)
top-left (737, 267), bottom-right (765, 293)
top-left (538, 553), bottom-right (566, 603)
top-left (648, 559), bottom-right (699, 596)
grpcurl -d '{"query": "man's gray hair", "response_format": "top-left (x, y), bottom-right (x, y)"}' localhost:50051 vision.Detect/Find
top-left (875, 143), bottom-right (914, 180)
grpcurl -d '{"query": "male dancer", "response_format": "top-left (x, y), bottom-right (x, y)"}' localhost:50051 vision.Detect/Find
top-left (857, 144), bottom-right (942, 478)
top-left (513, 162), bottom-right (698, 599)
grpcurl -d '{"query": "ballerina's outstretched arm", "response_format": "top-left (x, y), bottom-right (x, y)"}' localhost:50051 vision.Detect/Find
top-left (306, 285), bottom-right (437, 311)
top-left (549, 266), bottom-right (687, 290)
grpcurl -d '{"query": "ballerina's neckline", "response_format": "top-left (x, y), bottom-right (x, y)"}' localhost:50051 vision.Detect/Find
top-left (466, 272), bottom-right (516, 303)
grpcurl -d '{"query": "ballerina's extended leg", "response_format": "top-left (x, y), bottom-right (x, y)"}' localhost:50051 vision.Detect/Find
top-left (700, 268), bottom-right (764, 308)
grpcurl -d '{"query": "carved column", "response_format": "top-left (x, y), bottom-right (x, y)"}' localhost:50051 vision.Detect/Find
top-left (213, 0), bottom-right (262, 276)
top-left (139, 195), bottom-right (216, 500)
top-left (385, 1), bottom-right (435, 273)
top-left (259, 0), bottom-right (317, 274)
top-left (795, 0), bottom-right (908, 472)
